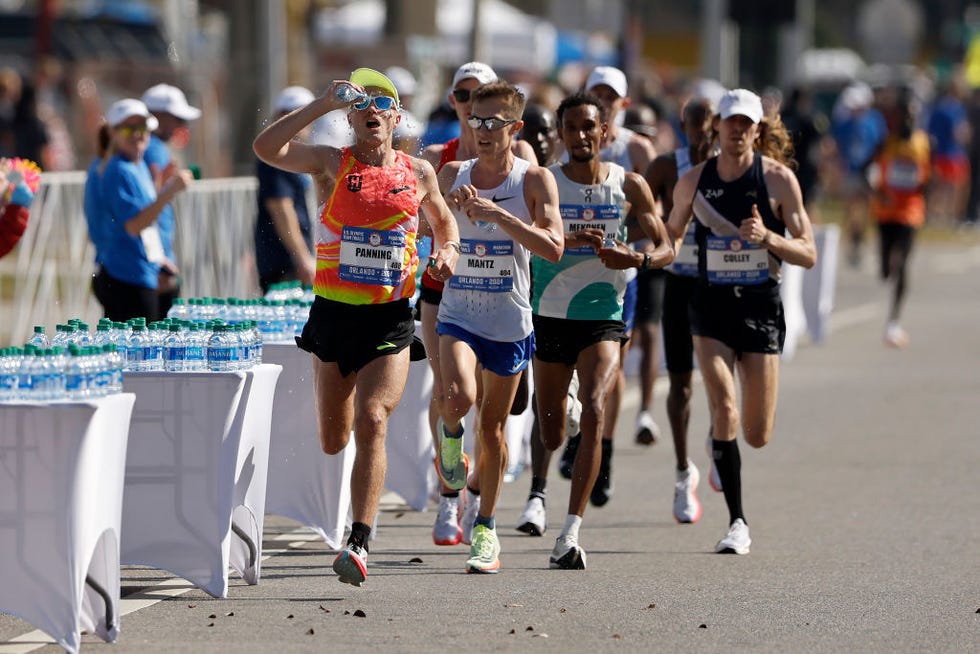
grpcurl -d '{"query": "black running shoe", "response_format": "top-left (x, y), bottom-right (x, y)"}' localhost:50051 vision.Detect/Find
top-left (590, 443), bottom-right (613, 507)
top-left (558, 432), bottom-right (580, 479)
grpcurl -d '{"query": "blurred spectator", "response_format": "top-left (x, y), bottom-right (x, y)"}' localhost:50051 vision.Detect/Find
top-left (781, 87), bottom-right (828, 214)
top-left (90, 99), bottom-right (192, 323)
top-left (831, 81), bottom-right (887, 267)
top-left (519, 103), bottom-right (559, 166)
top-left (868, 91), bottom-right (929, 348)
top-left (420, 96), bottom-right (460, 148)
top-left (83, 124), bottom-right (114, 270)
top-left (0, 68), bottom-right (51, 167)
top-left (925, 79), bottom-right (971, 225)
top-left (141, 83), bottom-right (202, 316)
top-left (254, 86), bottom-right (316, 293)
top-left (385, 66), bottom-right (425, 155)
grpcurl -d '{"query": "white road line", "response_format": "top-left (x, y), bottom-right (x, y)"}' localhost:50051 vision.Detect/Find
top-left (0, 528), bottom-right (322, 653)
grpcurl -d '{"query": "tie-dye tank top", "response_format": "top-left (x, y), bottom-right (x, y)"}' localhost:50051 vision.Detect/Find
top-left (313, 148), bottom-right (421, 304)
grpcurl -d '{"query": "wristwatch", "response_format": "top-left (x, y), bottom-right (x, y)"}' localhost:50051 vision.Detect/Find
top-left (641, 252), bottom-right (651, 270)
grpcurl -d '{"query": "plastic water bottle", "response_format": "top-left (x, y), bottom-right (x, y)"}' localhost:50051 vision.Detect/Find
top-left (167, 297), bottom-right (189, 321)
top-left (127, 324), bottom-right (149, 371)
top-left (104, 344), bottom-right (123, 393)
top-left (65, 346), bottom-right (86, 399)
top-left (0, 348), bottom-right (19, 401)
top-left (74, 322), bottom-right (93, 346)
top-left (164, 323), bottom-right (186, 372)
top-left (145, 323), bottom-right (165, 371)
top-left (247, 320), bottom-right (263, 365)
top-left (28, 325), bottom-right (50, 349)
top-left (207, 324), bottom-right (235, 371)
top-left (182, 322), bottom-right (205, 371)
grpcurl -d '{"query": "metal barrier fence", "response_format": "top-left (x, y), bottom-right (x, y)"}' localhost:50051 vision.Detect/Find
top-left (0, 172), bottom-right (260, 346)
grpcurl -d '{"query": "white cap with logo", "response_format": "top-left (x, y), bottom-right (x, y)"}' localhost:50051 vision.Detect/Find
top-left (105, 99), bottom-right (159, 131)
top-left (452, 61), bottom-right (497, 88)
top-left (718, 88), bottom-right (764, 124)
top-left (585, 66), bottom-right (628, 98)
top-left (274, 86), bottom-right (315, 113)
top-left (141, 84), bottom-right (202, 121)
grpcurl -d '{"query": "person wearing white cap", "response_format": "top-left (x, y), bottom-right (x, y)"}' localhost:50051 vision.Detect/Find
top-left (583, 66), bottom-right (657, 174)
top-left (90, 98), bottom-right (193, 322)
top-left (253, 86), bottom-right (317, 292)
top-left (665, 87), bottom-right (816, 555)
top-left (140, 83), bottom-right (202, 315)
top-left (419, 62), bottom-right (538, 550)
top-left (254, 68), bottom-right (460, 587)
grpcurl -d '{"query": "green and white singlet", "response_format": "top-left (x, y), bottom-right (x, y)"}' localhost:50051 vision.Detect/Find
top-left (531, 162), bottom-right (629, 320)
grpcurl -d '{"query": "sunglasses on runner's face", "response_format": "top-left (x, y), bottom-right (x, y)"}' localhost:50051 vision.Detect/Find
top-left (466, 115), bottom-right (515, 131)
top-left (116, 124), bottom-right (150, 137)
top-left (452, 88), bottom-right (472, 103)
top-left (352, 95), bottom-right (397, 112)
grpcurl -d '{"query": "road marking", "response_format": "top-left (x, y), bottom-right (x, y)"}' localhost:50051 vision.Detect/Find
top-left (0, 528), bottom-right (322, 653)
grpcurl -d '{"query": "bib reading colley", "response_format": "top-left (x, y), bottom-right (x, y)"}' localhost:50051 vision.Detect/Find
top-left (314, 147), bottom-right (421, 304)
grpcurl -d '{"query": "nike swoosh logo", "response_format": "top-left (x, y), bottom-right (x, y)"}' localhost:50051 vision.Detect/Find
top-left (376, 341), bottom-right (397, 351)
top-left (390, 185), bottom-right (411, 194)
top-left (491, 195), bottom-right (515, 203)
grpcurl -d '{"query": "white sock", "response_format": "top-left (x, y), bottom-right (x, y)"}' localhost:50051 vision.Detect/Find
top-left (561, 514), bottom-right (582, 540)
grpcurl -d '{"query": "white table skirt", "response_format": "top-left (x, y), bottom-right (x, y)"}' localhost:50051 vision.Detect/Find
top-left (0, 393), bottom-right (135, 654)
top-left (120, 364), bottom-right (281, 598)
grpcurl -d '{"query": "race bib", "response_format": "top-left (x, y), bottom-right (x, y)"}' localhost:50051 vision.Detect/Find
top-left (705, 236), bottom-right (768, 285)
top-left (886, 160), bottom-right (919, 191)
top-left (669, 222), bottom-right (699, 277)
top-left (561, 204), bottom-right (620, 254)
top-left (448, 239), bottom-right (515, 293)
top-left (338, 226), bottom-right (406, 285)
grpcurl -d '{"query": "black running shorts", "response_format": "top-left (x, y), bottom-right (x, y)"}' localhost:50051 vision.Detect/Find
top-left (662, 272), bottom-right (697, 373)
top-left (532, 314), bottom-right (625, 366)
top-left (689, 280), bottom-right (785, 356)
top-left (297, 296), bottom-right (414, 376)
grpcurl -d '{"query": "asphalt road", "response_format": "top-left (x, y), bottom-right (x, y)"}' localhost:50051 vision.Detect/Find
top-left (2, 236), bottom-right (979, 653)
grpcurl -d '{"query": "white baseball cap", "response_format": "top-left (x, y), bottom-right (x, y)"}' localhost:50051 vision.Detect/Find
top-left (585, 66), bottom-right (628, 98)
top-left (718, 88), bottom-right (764, 123)
top-left (452, 61), bottom-right (497, 88)
top-left (105, 98), bottom-right (159, 131)
top-left (141, 84), bottom-right (201, 121)
top-left (274, 85), bottom-right (315, 113)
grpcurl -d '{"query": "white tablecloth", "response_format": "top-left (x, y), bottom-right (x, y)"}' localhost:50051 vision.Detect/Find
top-left (263, 343), bottom-right (353, 549)
top-left (0, 394), bottom-right (135, 654)
top-left (120, 364), bottom-right (281, 598)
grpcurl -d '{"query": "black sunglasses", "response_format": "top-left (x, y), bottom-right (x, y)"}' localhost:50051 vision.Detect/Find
top-left (452, 89), bottom-right (472, 103)
top-left (467, 115), bottom-right (515, 131)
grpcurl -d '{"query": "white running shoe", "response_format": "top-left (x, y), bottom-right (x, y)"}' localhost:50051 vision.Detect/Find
top-left (549, 534), bottom-right (587, 570)
top-left (516, 496), bottom-right (546, 536)
top-left (714, 518), bottom-right (751, 555)
top-left (460, 490), bottom-right (481, 545)
top-left (884, 322), bottom-right (910, 348)
top-left (673, 460), bottom-right (702, 524)
top-left (432, 495), bottom-right (462, 546)
top-left (565, 372), bottom-right (582, 437)
top-left (706, 434), bottom-right (722, 492)
top-left (332, 543), bottom-right (368, 586)
top-left (635, 410), bottom-right (661, 445)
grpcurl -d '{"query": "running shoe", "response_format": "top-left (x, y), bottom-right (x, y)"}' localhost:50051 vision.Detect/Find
top-left (435, 419), bottom-right (469, 490)
top-left (714, 518), bottom-right (751, 555)
top-left (466, 524), bottom-right (501, 573)
top-left (672, 460), bottom-right (702, 524)
top-left (566, 372), bottom-right (582, 436)
top-left (884, 322), bottom-right (910, 349)
top-left (332, 543), bottom-right (368, 586)
top-left (460, 489), bottom-right (481, 545)
top-left (590, 443), bottom-right (613, 507)
top-left (516, 496), bottom-right (546, 536)
top-left (549, 534), bottom-right (587, 570)
top-left (432, 495), bottom-right (462, 546)
top-left (558, 432), bottom-right (580, 480)
top-left (635, 410), bottom-right (661, 445)
top-left (706, 434), bottom-right (722, 492)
